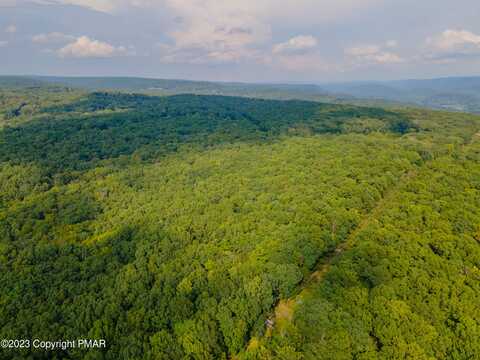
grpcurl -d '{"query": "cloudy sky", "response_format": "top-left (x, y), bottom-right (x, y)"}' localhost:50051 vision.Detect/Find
top-left (1, 0), bottom-right (480, 82)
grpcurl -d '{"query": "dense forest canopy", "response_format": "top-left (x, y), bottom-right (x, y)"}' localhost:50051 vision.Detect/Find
top-left (0, 91), bottom-right (416, 176)
top-left (0, 85), bottom-right (479, 359)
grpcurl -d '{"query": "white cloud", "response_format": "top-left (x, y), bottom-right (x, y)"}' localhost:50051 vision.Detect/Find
top-left (427, 29), bottom-right (480, 50)
top-left (426, 29), bottom-right (480, 60)
top-left (346, 44), bottom-right (403, 65)
top-left (371, 52), bottom-right (403, 64)
top-left (28, 0), bottom-right (386, 70)
top-left (270, 35), bottom-right (328, 72)
top-left (421, 29), bottom-right (480, 64)
top-left (154, 0), bottom-right (383, 65)
top-left (273, 35), bottom-right (318, 54)
top-left (5, 25), bottom-right (16, 33)
top-left (57, 36), bottom-right (128, 58)
top-left (40, 0), bottom-right (383, 67)
top-left (32, 32), bottom-right (75, 44)
top-left (157, 0), bottom-right (272, 64)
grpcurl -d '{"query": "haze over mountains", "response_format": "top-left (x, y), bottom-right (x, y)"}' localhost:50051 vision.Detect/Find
top-left (322, 77), bottom-right (480, 113)
top-left (2, 75), bottom-right (480, 114)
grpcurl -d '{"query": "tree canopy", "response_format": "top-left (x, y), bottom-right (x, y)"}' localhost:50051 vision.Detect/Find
top-left (0, 87), bottom-right (479, 359)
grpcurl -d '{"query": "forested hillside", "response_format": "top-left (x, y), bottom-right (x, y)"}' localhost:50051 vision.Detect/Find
top-left (0, 76), bottom-right (337, 104)
top-left (6, 75), bottom-right (480, 114)
top-left (0, 86), bottom-right (479, 359)
top-left (243, 138), bottom-right (480, 360)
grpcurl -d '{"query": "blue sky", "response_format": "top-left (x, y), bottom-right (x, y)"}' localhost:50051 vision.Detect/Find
top-left (1, 0), bottom-right (480, 82)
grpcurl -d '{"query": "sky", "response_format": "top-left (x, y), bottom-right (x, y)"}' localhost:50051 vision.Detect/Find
top-left (1, 0), bottom-right (480, 83)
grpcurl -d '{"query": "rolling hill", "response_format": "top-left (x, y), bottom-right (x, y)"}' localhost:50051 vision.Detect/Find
top-left (0, 82), bottom-right (479, 359)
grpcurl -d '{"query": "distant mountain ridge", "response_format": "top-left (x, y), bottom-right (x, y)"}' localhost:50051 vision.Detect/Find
top-left (1, 75), bottom-right (480, 113)
top-left (28, 75), bottom-right (333, 101)
top-left (321, 76), bottom-right (480, 113)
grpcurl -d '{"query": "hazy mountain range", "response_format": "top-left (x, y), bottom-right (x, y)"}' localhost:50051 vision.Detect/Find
top-left (2, 75), bottom-right (480, 113)
top-left (322, 77), bottom-right (480, 113)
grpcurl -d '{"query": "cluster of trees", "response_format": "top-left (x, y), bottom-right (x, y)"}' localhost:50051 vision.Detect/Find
top-left (0, 88), bottom-right (479, 359)
top-left (0, 134), bottom-right (424, 359)
top-left (247, 142), bottom-right (480, 359)
top-left (0, 86), bottom-right (82, 128)
top-left (0, 92), bottom-right (417, 176)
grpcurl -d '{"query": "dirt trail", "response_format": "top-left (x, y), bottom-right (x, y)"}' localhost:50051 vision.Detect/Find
top-left (247, 168), bottom-right (418, 348)
top-left (241, 133), bottom-right (480, 355)
top-left (471, 131), bottom-right (480, 143)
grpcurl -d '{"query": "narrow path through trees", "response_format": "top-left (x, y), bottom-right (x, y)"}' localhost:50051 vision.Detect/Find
top-left (242, 167), bottom-right (420, 355)
top-left (240, 130), bottom-right (480, 358)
